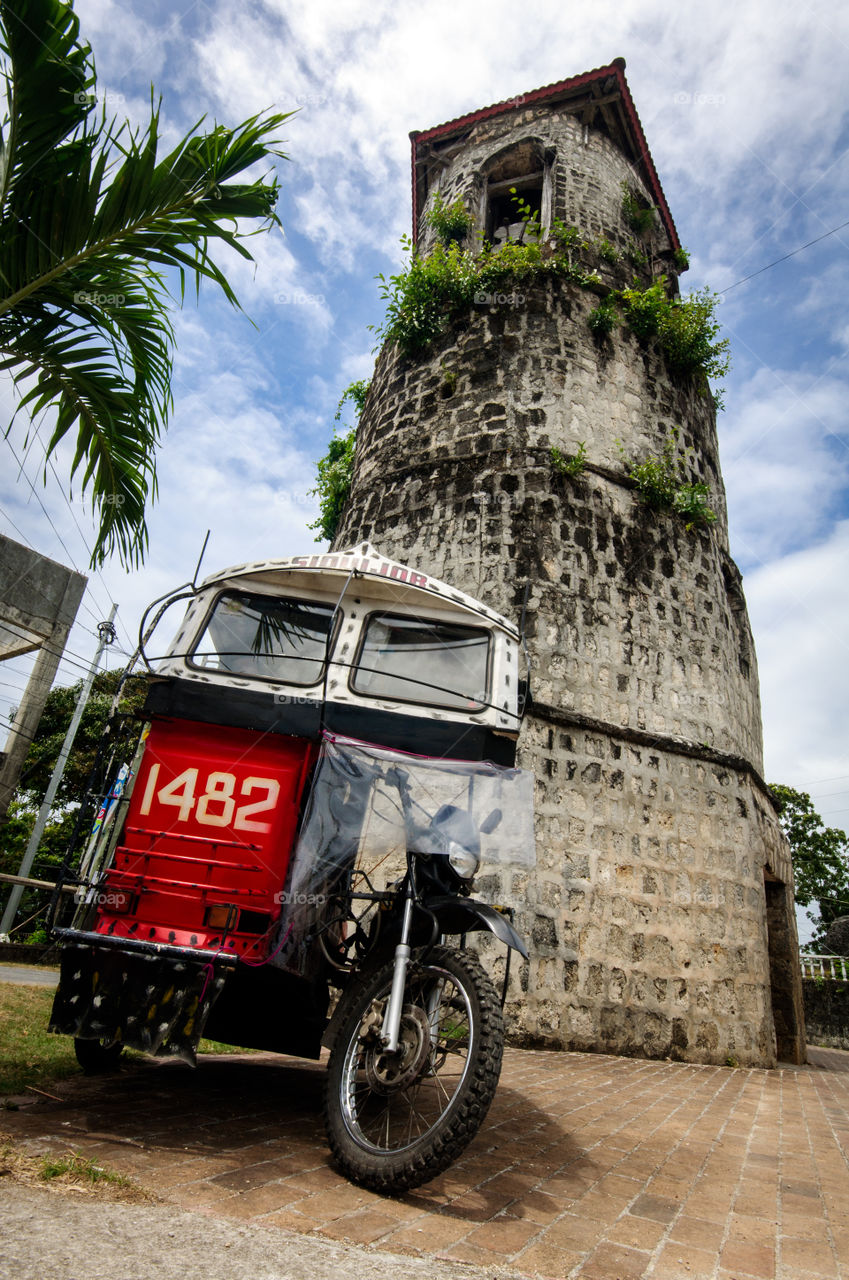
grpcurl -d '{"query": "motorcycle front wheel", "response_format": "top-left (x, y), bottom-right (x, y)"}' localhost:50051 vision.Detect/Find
top-left (324, 944), bottom-right (503, 1193)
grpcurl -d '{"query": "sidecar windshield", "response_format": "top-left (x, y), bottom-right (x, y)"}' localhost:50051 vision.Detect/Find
top-left (351, 613), bottom-right (489, 711)
top-left (189, 592), bottom-right (334, 685)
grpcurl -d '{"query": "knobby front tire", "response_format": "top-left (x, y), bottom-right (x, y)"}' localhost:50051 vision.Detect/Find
top-left (324, 945), bottom-right (503, 1194)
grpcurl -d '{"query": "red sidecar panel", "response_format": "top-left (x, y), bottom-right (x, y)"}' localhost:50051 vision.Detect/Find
top-left (93, 718), bottom-right (315, 957)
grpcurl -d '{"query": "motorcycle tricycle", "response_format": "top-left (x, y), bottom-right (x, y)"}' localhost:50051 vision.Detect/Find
top-left (47, 542), bottom-right (534, 1192)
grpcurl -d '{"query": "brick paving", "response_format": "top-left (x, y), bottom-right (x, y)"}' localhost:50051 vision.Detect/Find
top-left (3, 1044), bottom-right (848, 1279)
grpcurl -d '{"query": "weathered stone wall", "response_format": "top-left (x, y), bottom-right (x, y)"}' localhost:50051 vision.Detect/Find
top-left (344, 282), bottom-right (756, 762)
top-left (417, 101), bottom-right (674, 268)
top-left (335, 101), bottom-right (805, 1066)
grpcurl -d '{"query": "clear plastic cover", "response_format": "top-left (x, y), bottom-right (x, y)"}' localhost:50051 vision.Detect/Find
top-left (270, 733), bottom-right (535, 972)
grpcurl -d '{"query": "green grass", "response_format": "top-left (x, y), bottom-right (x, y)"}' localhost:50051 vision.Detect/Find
top-left (0, 986), bottom-right (82, 1097)
top-left (0, 1133), bottom-right (150, 1201)
top-left (0, 983), bottom-right (256, 1097)
top-left (40, 1151), bottom-right (133, 1187)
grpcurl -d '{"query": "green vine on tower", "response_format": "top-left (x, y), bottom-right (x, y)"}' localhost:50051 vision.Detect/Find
top-left (311, 193), bottom-right (729, 539)
top-left (308, 379), bottom-right (370, 543)
top-left (369, 194), bottom-right (729, 403)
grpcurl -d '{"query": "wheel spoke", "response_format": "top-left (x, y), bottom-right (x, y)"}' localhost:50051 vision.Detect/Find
top-left (339, 964), bottom-right (476, 1155)
top-left (326, 946), bottom-right (505, 1192)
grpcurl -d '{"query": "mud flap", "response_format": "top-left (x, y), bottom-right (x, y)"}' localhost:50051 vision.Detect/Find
top-left (49, 939), bottom-right (231, 1064)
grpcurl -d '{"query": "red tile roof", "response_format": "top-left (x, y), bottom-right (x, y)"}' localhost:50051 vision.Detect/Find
top-left (409, 59), bottom-right (679, 250)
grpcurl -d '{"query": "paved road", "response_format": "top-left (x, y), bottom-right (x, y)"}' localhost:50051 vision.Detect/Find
top-left (0, 963), bottom-right (58, 987)
top-left (0, 1183), bottom-right (523, 1280)
top-left (3, 1043), bottom-right (848, 1279)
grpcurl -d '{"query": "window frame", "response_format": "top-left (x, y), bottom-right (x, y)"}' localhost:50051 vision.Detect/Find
top-left (348, 609), bottom-right (492, 714)
top-left (187, 589), bottom-right (340, 689)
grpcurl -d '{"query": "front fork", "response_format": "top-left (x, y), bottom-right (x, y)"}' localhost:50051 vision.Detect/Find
top-left (379, 894), bottom-right (414, 1052)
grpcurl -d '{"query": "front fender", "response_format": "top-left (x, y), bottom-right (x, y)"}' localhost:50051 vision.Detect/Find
top-left (423, 895), bottom-right (528, 959)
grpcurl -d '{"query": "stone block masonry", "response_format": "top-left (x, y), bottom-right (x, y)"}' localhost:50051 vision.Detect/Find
top-left (334, 66), bottom-right (805, 1066)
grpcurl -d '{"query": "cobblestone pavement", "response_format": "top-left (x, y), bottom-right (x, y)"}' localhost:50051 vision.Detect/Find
top-left (3, 1044), bottom-right (848, 1280)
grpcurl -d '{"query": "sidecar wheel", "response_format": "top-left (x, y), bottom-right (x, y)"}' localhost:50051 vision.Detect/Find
top-left (324, 945), bottom-right (503, 1194)
top-left (74, 1037), bottom-right (124, 1074)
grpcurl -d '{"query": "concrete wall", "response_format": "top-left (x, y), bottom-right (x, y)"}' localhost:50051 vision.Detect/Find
top-left (0, 536), bottom-right (87, 821)
top-left (802, 980), bottom-right (849, 1051)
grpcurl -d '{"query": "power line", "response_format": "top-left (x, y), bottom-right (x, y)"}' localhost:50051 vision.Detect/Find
top-left (3, 435), bottom-right (134, 656)
top-left (4, 436), bottom-right (85, 580)
top-left (719, 217), bottom-right (849, 295)
top-left (7, 409), bottom-right (116, 624)
top-left (42, 451), bottom-right (133, 648)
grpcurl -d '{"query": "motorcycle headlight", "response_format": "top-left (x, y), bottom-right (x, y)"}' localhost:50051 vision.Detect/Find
top-left (446, 840), bottom-right (480, 882)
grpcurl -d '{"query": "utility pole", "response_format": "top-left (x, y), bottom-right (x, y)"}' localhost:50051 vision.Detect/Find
top-left (0, 606), bottom-right (118, 938)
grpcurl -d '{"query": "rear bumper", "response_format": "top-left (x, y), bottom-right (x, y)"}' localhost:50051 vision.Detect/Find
top-left (49, 930), bottom-right (236, 1062)
top-left (52, 926), bottom-right (240, 967)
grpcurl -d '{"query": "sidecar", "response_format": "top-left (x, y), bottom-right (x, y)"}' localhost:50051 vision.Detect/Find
top-left (47, 543), bottom-right (530, 1067)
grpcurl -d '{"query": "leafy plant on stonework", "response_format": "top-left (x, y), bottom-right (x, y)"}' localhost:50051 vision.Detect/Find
top-left (619, 279), bottom-right (730, 403)
top-left (373, 232), bottom-right (554, 356)
top-left (549, 219), bottom-right (585, 255)
top-left (370, 206), bottom-right (729, 405)
top-left (620, 429), bottom-right (716, 529)
top-left (373, 236), bottom-right (482, 355)
top-left (507, 189), bottom-right (542, 241)
top-left (373, 210), bottom-right (603, 359)
top-left (439, 362), bottom-right (458, 395)
top-left (594, 237), bottom-right (620, 265)
top-left (426, 192), bottom-right (473, 246)
top-left (625, 243), bottom-right (649, 271)
top-left (621, 182), bottom-right (656, 236)
top-left (308, 379), bottom-right (371, 543)
top-left (336, 378), bottom-right (371, 418)
top-left (551, 443), bottom-right (587, 477)
top-left (588, 297), bottom-right (618, 340)
top-left (672, 246), bottom-right (691, 272)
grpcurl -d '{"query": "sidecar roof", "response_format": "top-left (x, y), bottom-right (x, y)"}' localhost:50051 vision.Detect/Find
top-left (197, 542), bottom-right (519, 637)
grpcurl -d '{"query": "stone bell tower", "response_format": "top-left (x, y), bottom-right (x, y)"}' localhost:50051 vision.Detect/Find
top-left (333, 60), bottom-right (806, 1066)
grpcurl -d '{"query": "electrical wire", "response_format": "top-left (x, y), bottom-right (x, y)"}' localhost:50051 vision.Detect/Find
top-left (6, 406), bottom-right (119, 627)
top-left (2, 433), bottom-right (126, 646)
top-left (4, 437), bottom-right (86, 581)
top-left (719, 217), bottom-right (849, 295)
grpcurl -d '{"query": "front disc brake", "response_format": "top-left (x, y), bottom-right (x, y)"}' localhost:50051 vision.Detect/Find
top-left (362, 1004), bottom-right (431, 1093)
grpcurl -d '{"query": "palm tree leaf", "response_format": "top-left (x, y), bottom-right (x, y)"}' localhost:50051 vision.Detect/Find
top-left (0, 0), bottom-right (293, 566)
top-left (0, 308), bottom-right (163, 565)
top-left (0, 0), bottom-right (94, 207)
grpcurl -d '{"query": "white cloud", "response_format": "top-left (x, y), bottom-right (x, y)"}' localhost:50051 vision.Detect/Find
top-left (746, 520), bottom-right (849, 796)
top-left (720, 368), bottom-right (849, 565)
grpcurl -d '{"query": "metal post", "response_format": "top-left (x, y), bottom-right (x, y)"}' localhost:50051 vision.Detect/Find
top-left (0, 606), bottom-right (118, 937)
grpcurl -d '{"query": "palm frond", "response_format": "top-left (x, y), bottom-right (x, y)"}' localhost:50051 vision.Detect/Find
top-left (0, 0), bottom-right (292, 566)
top-left (0, 0), bottom-right (94, 209)
top-left (0, 295), bottom-right (169, 564)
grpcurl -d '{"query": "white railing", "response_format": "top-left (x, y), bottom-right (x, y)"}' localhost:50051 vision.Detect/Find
top-left (800, 953), bottom-right (849, 981)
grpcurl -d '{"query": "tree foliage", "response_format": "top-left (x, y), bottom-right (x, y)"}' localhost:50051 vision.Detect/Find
top-left (1, 666), bottom-right (146, 934)
top-left (0, 0), bottom-right (291, 566)
top-left (10, 667), bottom-right (146, 807)
top-left (771, 783), bottom-right (849, 948)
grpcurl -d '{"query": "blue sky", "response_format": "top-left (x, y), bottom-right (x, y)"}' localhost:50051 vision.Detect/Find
top-left (2, 0), bottom-right (848, 938)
